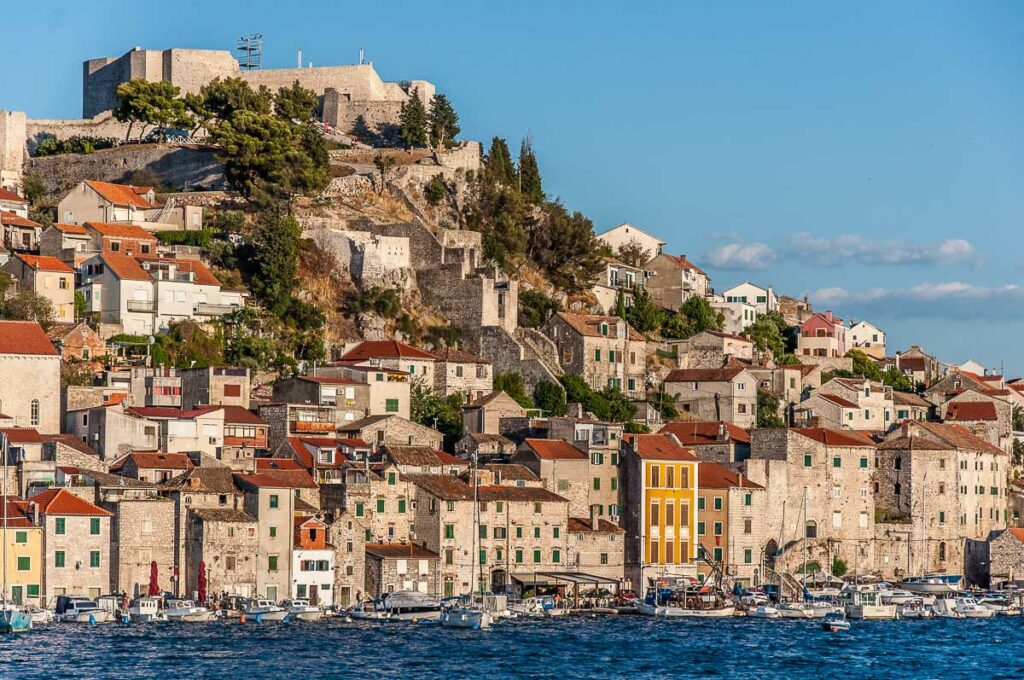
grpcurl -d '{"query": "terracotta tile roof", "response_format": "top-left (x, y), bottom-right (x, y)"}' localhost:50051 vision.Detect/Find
top-left (221, 405), bottom-right (266, 426)
top-left (298, 375), bottom-right (362, 385)
top-left (84, 180), bottom-right (155, 209)
top-left (405, 473), bottom-right (474, 500)
top-left (85, 221), bottom-right (157, 239)
top-left (877, 436), bottom-right (954, 451)
top-left (667, 254), bottom-right (707, 276)
top-left (365, 543), bottom-right (439, 559)
top-left (665, 368), bottom-right (748, 383)
top-left (29, 488), bottom-right (111, 516)
top-left (1008, 528), bottom-right (1024, 542)
top-left (567, 517), bottom-right (625, 533)
top-left (256, 457), bottom-right (305, 471)
top-left (793, 428), bottom-right (876, 448)
top-left (483, 463), bottom-right (540, 482)
top-left (465, 391), bottom-right (521, 409)
top-left (81, 469), bottom-right (157, 488)
top-left (0, 427), bottom-right (49, 444)
top-left (698, 461), bottom-right (764, 489)
top-left (50, 434), bottom-right (100, 458)
top-left (235, 470), bottom-right (318, 489)
top-left (478, 485), bottom-right (568, 503)
top-left (0, 212), bottom-right (41, 228)
top-left (522, 438), bottom-right (587, 460)
top-left (892, 391), bottom-right (930, 407)
top-left (159, 467), bottom-right (239, 494)
top-left (169, 258), bottom-right (220, 286)
top-left (815, 393), bottom-right (859, 409)
top-left (340, 414), bottom-right (399, 430)
top-left (12, 254), bottom-right (74, 273)
top-left (99, 254), bottom-right (151, 281)
top-left (553, 312), bottom-right (644, 341)
top-left (911, 421), bottom-right (1005, 455)
top-left (432, 347), bottom-right (490, 364)
top-left (659, 421), bottom-right (751, 445)
top-left (465, 433), bottom-right (515, 446)
top-left (190, 508), bottom-right (256, 523)
top-left (945, 401), bottom-right (998, 422)
top-left (384, 445), bottom-right (467, 468)
top-left (50, 223), bottom-right (88, 235)
top-left (110, 452), bottom-right (194, 471)
top-left (0, 187), bottom-right (28, 204)
top-left (0, 497), bottom-right (33, 528)
top-left (626, 433), bottom-right (698, 461)
top-left (0, 320), bottom-right (58, 356)
top-left (285, 437), bottom-right (347, 470)
top-left (340, 340), bottom-right (437, 362)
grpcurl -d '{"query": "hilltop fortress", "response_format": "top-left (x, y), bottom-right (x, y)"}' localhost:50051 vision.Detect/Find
top-left (1, 46), bottom-right (435, 188)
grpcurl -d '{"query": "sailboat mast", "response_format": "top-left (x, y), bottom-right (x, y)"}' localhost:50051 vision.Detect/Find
top-left (471, 452), bottom-right (478, 598)
top-left (2, 433), bottom-right (8, 604)
top-left (776, 500), bottom-right (786, 597)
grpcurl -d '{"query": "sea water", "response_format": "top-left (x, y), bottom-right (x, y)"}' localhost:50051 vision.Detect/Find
top-left (1, 616), bottom-right (1022, 679)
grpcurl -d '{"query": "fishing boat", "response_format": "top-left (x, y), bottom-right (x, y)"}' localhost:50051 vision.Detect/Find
top-left (638, 583), bottom-right (736, 618)
top-left (978, 594), bottom-right (1021, 616)
top-left (821, 611), bottom-right (850, 632)
top-left (128, 597), bottom-right (168, 623)
top-left (0, 435), bottom-right (30, 633)
top-left (0, 604), bottom-right (31, 634)
top-left (164, 599), bottom-right (215, 622)
top-left (747, 604), bottom-right (782, 619)
top-left (900, 575), bottom-right (961, 595)
top-left (896, 600), bottom-right (935, 619)
top-left (243, 599), bottom-right (289, 621)
top-left (930, 597), bottom-right (964, 619)
top-left (55, 595), bottom-right (115, 623)
top-left (285, 599), bottom-right (324, 622)
top-left (841, 585), bottom-right (896, 620)
top-left (509, 595), bottom-right (558, 617)
top-left (441, 452), bottom-right (491, 630)
top-left (952, 597), bottom-right (995, 618)
top-left (777, 602), bottom-right (817, 618)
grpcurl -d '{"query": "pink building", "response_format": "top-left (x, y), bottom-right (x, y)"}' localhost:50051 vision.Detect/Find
top-left (797, 311), bottom-right (847, 358)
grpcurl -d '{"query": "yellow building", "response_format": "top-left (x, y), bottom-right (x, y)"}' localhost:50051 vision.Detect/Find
top-left (1, 497), bottom-right (44, 606)
top-left (622, 434), bottom-right (699, 588)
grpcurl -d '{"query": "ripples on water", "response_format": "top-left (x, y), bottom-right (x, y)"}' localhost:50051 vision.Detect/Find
top-left (1, 616), bottom-right (1022, 679)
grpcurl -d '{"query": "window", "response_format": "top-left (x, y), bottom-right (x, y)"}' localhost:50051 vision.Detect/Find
top-left (744, 549), bottom-right (753, 564)
top-left (805, 521), bottom-right (817, 539)
top-left (592, 476), bottom-right (601, 491)
top-left (269, 527), bottom-right (277, 538)
top-left (55, 551), bottom-right (65, 568)
top-left (90, 518), bottom-right (101, 535)
top-left (387, 472), bottom-right (396, 485)
top-left (713, 522), bottom-right (723, 536)
top-left (698, 522), bottom-right (706, 535)
top-left (533, 527), bottom-right (540, 539)
top-left (859, 512), bottom-right (868, 528)
top-left (698, 497), bottom-right (705, 511)
top-left (398, 499), bottom-right (407, 513)
top-left (377, 499), bottom-right (385, 513)
top-left (833, 455), bottom-right (842, 469)
top-left (515, 549), bottom-right (523, 564)
top-left (650, 540), bottom-right (660, 564)
top-left (446, 500), bottom-right (455, 512)
top-left (444, 524), bottom-right (454, 540)
top-left (269, 494), bottom-right (279, 509)
top-left (552, 549), bottom-right (561, 564)
top-left (55, 518), bottom-right (65, 535)
top-left (803, 454), bottom-right (812, 468)
top-left (268, 555), bottom-right (278, 571)
top-left (90, 551), bottom-right (100, 568)
top-left (30, 399), bottom-right (39, 427)
top-left (744, 518), bottom-right (752, 534)
top-left (650, 502), bottom-right (659, 526)
top-left (860, 457), bottom-right (868, 469)
top-left (534, 502), bottom-right (542, 514)
top-left (594, 349), bottom-right (601, 362)
top-left (516, 527), bottom-right (523, 538)
top-left (17, 556), bottom-right (30, 571)
top-left (557, 479), bottom-right (569, 491)
top-left (385, 399), bottom-right (400, 413)
top-left (553, 527), bottom-right (560, 539)
top-left (713, 497), bottom-right (722, 511)
top-left (939, 511), bottom-right (946, 525)
top-left (479, 525), bottom-right (488, 539)
top-left (744, 493), bottom-right (752, 506)
top-left (600, 553), bottom-right (609, 565)
top-left (650, 465), bottom-right (660, 487)
top-left (15, 531), bottom-right (26, 544)
top-left (479, 549), bottom-right (486, 565)
top-left (666, 466), bottom-right (675, 488)
top-left (713, 547), bottom-right (723, 561)
top-left (832, 511), bottom-right (842, 528)
top-left (533, 549), bottom-right (541, 564)
top-left (226, 556), bottom-right (236, 571)
top-left (355, 503), bottom-right (364, 517)
top-left (665, 503), bottom-right (675, 526)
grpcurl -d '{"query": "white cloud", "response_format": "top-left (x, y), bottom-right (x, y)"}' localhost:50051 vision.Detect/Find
top-left (785, 233), bottom-right (981, 267)
top-left (703, 240), bottom-right (776, 270)
top-left (808, 281), bottom-right (1024, 321)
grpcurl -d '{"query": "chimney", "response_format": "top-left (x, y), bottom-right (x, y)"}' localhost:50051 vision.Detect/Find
top-left (737, 472), bottom-right (743, 489)
top-left (825, 310), bottom-right (833, 323)
top-left (589, 504), bottom-right (597, 529)
top-left (716, 422), bottom-right (727, 442)
top-left (30, 501), bottom-right (38, 526)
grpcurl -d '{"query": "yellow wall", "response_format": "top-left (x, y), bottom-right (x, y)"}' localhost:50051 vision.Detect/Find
top-left (643, 460), bottom-right (698, 564)
top-left (1, 526), bottom-right (43, 604)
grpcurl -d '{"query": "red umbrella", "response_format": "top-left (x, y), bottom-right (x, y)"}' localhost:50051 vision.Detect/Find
top-left (198, 560), bottom-right (207, 603)
top-left (148, 561), bottom-right (160, 596)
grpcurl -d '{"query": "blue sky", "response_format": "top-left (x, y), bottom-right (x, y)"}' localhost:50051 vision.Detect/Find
top-left (3, 1), bottom-right (1022, 372)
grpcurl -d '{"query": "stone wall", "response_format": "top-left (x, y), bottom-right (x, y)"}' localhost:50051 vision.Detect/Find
top-left (103, 497), bottom-right (176, 597)
top-left (329, 511), bottom-right (368, 606)
top-left (0, 110), bottom-right (26, 188)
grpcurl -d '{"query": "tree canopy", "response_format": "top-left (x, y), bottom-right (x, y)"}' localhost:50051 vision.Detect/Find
top-left (399, 90), bottom-right (429, 148)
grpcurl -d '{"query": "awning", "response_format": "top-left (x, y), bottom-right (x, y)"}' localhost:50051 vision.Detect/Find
top-left (511, 573), bottom-right (556, 586)
top-left (535, 572), bottom-right (620, 585)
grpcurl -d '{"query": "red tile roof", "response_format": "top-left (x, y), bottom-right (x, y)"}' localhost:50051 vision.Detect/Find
top-left (667, 254), bottom-right (708, 276)
top-left (365, 543), bottom-right (439, 559)
top-left (340, 340), bottom-right (437, 362)
top-left (658, 421), bottom-right (751, 445)
top-left (110, 452), bottom-right (194, 471)
top-left (0, 212), bottom-right (41, 228)
top-left (235, 470), bottom-right (318, 489)
top-left (100, 254), bottom-right (151, 281)
top-left (945, 401), bottom-right (998, 422)
top-left (626, 433), bottom-right (698, 460)
top-left (84, 180), bottom-right (155, 209)
top-left (30, 488), bottom-right (111, 516)
top-left (554, 312), bottom-right (645, 341)
top-left (0, 187), bottom-right (28, 204)
top-left (85, 221), bottom-right (158, 240)
top-left (385, 445), bottom-right (468, 468)
top-left (793, 428), bottom-right (876, 448)
top-left (0, 497), bottom-right (33, 528)
top-left (1008, 528), bottom-right (1024, 542)
top-left (815, 393), bottom-right (859, 409)
top-left (522, 439), bottom-right (587, 460)
top-left (221, 405), bottom-right (267, 426)
top-left (0, 321), bottom-right (58, 356)
top-left (910, 421), bottom-right (1005, 455)
top-left (698, 461), bottom-right (764, 489)
top-left (13, 254), bottom-right (74, 273)
top-left (0, 428), bottom-right (49, 444)
top-left (50, 223), bottom-right (88, 235)
top-left (567, 517), bottom-right (625, 533)
top-left (665, 368), bottom-right (747, 382)
top-left (256, 457), bottom-right (305, 471)
top-left (483, 463), bottom-right (541, 482)
top-left (126, 406), bottom-right (221, 419)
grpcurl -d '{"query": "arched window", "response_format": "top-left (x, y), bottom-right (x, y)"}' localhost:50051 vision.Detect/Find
top-left (805, 520), bottom-right (817, 539)
top-left (30, 400), bottom-right (39, 427)
top-left (938, 541), bottom-right (946, 562)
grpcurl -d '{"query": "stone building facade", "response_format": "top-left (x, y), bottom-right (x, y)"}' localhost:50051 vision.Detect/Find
top-left (328, 509), bottom-right (368, 607)
top-left (566, 517), bottom-right (626, 583)
top-left (364, 543), bottom-right (440, 598)
top-left (0, 321), bottom-right (61, 434)
top-left (512, 439), bottom-right (591, 519)
top-left (696, 462), bottom-right (767, 586)
top-left (237, 475), bottom-right (297, 601)
top-left (542, 313), bottom-right (647, 398)
top-left (34, 488), bottom-right (112, 602)
top-left (102, 495), bottom-right (175, 597)
top-left (664, 368), bottom-right (758, 428)
top-left (185, 509), bottom-right (258, 600)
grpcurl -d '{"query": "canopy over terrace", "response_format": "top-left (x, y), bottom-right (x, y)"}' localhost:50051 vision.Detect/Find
top-left (511, 572), bottom-right (621, 605)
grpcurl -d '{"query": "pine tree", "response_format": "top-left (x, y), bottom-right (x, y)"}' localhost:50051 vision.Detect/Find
top-left (398, 89), bottom-right (429, 148)
top-left (428, 94), bottom-right (460, 148)
top-left (486, 137), bottom-right (516, 186)
top-left (518, 135), bottom-right (543, 203)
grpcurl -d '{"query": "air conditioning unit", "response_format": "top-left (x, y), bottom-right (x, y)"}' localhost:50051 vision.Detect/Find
top-left (209, 437), bottom-right (217, 444)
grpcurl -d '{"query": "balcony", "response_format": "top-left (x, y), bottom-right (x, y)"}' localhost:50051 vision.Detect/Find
top-left (194, 302), bottom-right (242, 317)
top-left (127, 300), bottom-right (155, 313)
top-left (290, 420), bottom-right (335, 434)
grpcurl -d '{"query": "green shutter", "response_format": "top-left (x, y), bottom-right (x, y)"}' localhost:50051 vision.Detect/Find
top-left (398, 499), bottom-right (407, 513)
top-left (355, 503), bottom-right (364, 517)
top-left (552, 549), bottom-right (561, 564)
top-left (90, 517), bottom-right (100, 535)
top-left (89, 551), bottom-right (100, 568)
top-left (533, 549), bottom-right (541, 564)
top-left (15, 531), bottom-right (27, 544)
top-left (17, 556), bottom-right (30, 571)
top-left (385, 399), bottom-right (399, 413)
top-left (269, 495), bottom-right (279, 509)
top-left (55, 551), bottom-right (65, 568)
top-left (55, 517), bottom-right (65, 535)
top-left (377, 499), bottom-right (385, 513)
top-left (515, 549), bottom-right (523, 564)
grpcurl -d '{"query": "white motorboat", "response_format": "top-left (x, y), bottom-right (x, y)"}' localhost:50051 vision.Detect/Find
top-left (285, 599), bottom-right (323, 622)
top-left (348, 601), bottom-right (392, 621)
top-left (636, 600), bottom-right (736, 618)
top-left (953, 597), bottom-right (995, 618)
top-left (777, 602), bottom-right (816, 619)
top-left (165, 599), bottom-right (215, 622)
top-left (806, 602), bottom-right (842, 617)
top-left (129, 597), bottom-right (167, 623)
top-left (243, 599), bottom-right (289, 622)
top-left (978, 596), bottom-right (1021, 616)
top-left (897, 600), bottom-right (935, 619)
top-left (55, 596), bottom-right (115, 624)
top-left (930, 598), bottom-right (964, 619)
top-left (878, 588), bottom-right (918, 606)
top-left (747, 605), bottom-right (781, 619)
top-left (841, 586), bottom-right (896, 620)
top-left (440, 605), bottom-right (492, 629)
top-left (378, 591), bottom-right (442, 622)
top-left (26, 607), bottom-right (54, 625)
top-left (900, 575), bottom-right (961, 595)
top-left (821, 611), bottom-right (850, 632)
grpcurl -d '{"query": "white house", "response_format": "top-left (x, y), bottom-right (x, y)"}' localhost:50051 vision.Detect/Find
top-left (126, 406), bottom-right (225, 458)
top-left (848, 320), bottom-right (886, 358)
top-left (291, 516), bottom-right (334, 604)
top-left (0, 187), bottom-right (29, 218)
top-left (595, 222), bottom-right (665, 260)
top-left (58, 180), bottom-right (157, 225)
top-left (720, 282), bottom-right (778, 316)
top-left (708, 295), bottom-right (760, 334)
top-left (0, 321), bottom-right (61, 433)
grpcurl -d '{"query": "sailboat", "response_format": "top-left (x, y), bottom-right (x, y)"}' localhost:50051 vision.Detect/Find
top-left (440, 453), bottom-right (492, 630)
top-left (1, 432), bottom-right (31, 633)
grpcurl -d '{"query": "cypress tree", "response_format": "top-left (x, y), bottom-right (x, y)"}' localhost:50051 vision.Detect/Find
top-left (428, 94), bottom-right (460, 148)
top-left (518, 135), bottom-right (543, 203)
top-left (398, 89), bottom-right (429, 148)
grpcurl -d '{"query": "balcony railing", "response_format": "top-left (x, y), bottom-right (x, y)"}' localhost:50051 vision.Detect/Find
top-left (290, 420), bottom-right (335, 433)
top-left (127, 300), bottom-right (155, 313)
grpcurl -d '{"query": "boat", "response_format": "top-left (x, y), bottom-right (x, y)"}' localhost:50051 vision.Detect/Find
top-left (801, 573), bottom-right (846, 599)
top-left (26, 607), bottom-right (54, 625)
top-left (128, 597), bottom-right (167, 623)
top-left (978, 595), bottom-right (1021, 616)
top-left (509, 596), bottom-right (558, 618)
top-left (55, 595), bottom-right (115, 623)
top-left (0, 436), bottom-right (31, 633)
top-left (900, 575), bottom-right (961, 595)
top-left (930, 598), bottom-right (964, 619)
top-left (375, 590), bottom-right (442, 622)
top-left (347, 600), bottom-right (392, 621)
top-left (841, 585), bottom-right (896, 620)
top-left (440, 604), bottom-right (492, 629)
top-left (778, 602), bottom-right (817, 619)
top-left (638, 585), bottom-right (736, 618)
top-left (747, 604), bottom-right (782, 619)
top-left (821, 611), bottom-right (850, 632)
top-left (285, 599), bottom-right (324, 622)
top-left (953, 596), bottom-right (995, 618)
top-left (243, 599), bottom-right (289, 621)
top-left (897, 600), bottom-right (935, 619)
top-left (0, 604), bottom-right (31, 634)
top-left (164, 599), bottom-right (215, 622)
top-left (878, 587), bottom-right (918, 606)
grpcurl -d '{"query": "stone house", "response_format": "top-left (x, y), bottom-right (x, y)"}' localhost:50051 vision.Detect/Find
top-left (185, 508), bottom-right (258, 600)
top-left (100, 492), bottom-right (175, 598)
top-left (236, 474), bottom-right (298, 601)
top-left (663, 367), bottom-right (758, 428)
top-left (32, 488), bottom-right (112, 602)
top-left (258, 403), bottom-right (336, 452)
top-left (566, 516), bottom-right (626, 583)
top-left (337, 414), bottom-right (443, 452)
top-left (310, 363), bottom-right (413, 420)
top-left (64, 403), bottom-right (159, 461)
top-left (104, 366), bottom-right (181, 408)
top-left (343, 460), bottom-right (418, 545)
top-left (696, 462), bottom-right (766, 586)
top-left (797, 392), bottom-right (861, 431)
top-left (591, 257), bottom-right (651, 314)
top-left (327, 509), bottom-right (367, 607)
top-left (595, 222), bottom-right (665, 259)
top-left (180, 366), bottom-right (250, 410)
top-left (806, 377), bottom-right (895, 431)
top-left (364, 543), bottom-right (440, 597)
top-left (512, 439), bottom-right (590, 518)
top-left (338, 340), bottom-right (439, 391)
top-left (542, 312), bottom-right (647, 398)
top-left (271, 376), bottom-right (370, 426)
top-left (545, 417), bottom-right (624, 521)
top-left (658, 421), bottom-right (752, 463)
top-left (39, 223), bottom-right (93, 268)
top-left (125, 406), bottom-right (225, 459)
top-left (0, 321), bottom-right (61, 434)
top-left (279, 436), bottom-right (369, 485)
top-left (942, 389), bottom-right (1013, 453)
top-left (431, 347), bottom-right (493, 401)
top-left (620, 433), bottom-right (700, 588)
top-left (109, 451), bottom-right (194, 484)
top-left (848, 320), bottom-right (886, 358)
top-left (0, 211), bottom-right (42, 252)
top-left (47, 322), bottom-right (106, 362)
top-left (796, 311), bottom-right (847, 360)
top-left (462, 391), bottom-right (527, 435)
top-left (0, 497), bottom-right (44, 607)
top-left (748, 364), bottom-right (814, 411)
top-left (671, 330), bottom-right (754, 370)
top-left (292, 515), bottom-right (334, 603)
top-left (3, 254), bottom-right (76, 323)
top-left (454, 433), bottom-right (518, 462)
top-left (220, 406), bottom-right (269, 469)
top-left (383, 445), bottom-right (468, 476)
top-left (892, 391), bottom-right (931, 422)
top-left (987, 529), bottom-right (1024, 587)
top-left (924, 369), bottom-right (1002, 408)
top-left (482, 464), bottom-right (542, 488)
top-left (57, 180), bottom-right (156, 226)
top-left (644, 254), bottom-right (710, 310)
top-left (892, 345), bottom-right (942, 388)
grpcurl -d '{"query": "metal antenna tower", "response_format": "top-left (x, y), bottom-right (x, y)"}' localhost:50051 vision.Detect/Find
top-left (237, 34), bottom-right (263, 70)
